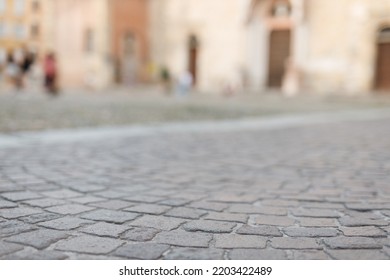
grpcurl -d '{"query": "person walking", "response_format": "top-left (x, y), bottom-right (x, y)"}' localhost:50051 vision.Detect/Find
top-left (43, 52), bottom-right (58, 95)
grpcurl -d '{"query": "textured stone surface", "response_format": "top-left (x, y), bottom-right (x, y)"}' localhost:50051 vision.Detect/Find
top-left (124, 204), bottom-right (171, 215)
top-left (55, 236), bottom-right (123, 254)
top-left (81, 209), bottom-right (139, 224)
top-left (165, 248), bottom-right (225, 260)
top-left (154, 230), bottom-right (212, 248)
top-left (340, 226), bottom-right (387, 237)
top-left (283, 227), bottom-right (338, 237)
top-left (204, 212), bottom-right (248, 223)
top-left (80, 222), bottom-right (128, 237)
top-left (324, 237), bottom-right (382, 249)
top-left (131, 215), bottom-right (185, 231)
top-left (183, 220), bottom-right (236, 233)
top-left (46, 204), bottom-right (95, 215)
top-left (114, 243), bottom-right (170, 260)
top-left (236, 225), bottom-right (282, 237)
top-left (165, 207), bottom-right (207, 219)
top-left (229, 249), bottom-right (288, 260)
top-left (122, 227), bottom-right (161, 241)
top-left (271, 237), bottom-right (321, 249)
top-left (254, 215), bottom-right (295, 226)
top-left (327, 249), bottom-right (389, 260)
top-left (5, 229), bottom-right (68, 249)
top-left (0, 241), bottom-right (24, 256)
top-left (215, 235), bottom-right (267, 249)
top-left (39, 217), bottom-right (93, 230)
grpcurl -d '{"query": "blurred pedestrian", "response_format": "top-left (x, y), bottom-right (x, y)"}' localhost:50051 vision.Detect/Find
top-left (43, 52), bottom-right (58, 95)
top-left (160, 66), bottom-right (172, 95)
top-left (20, 50), bottom-right (36, 88)
top-left (176, 70), bottom-right (193, 97)
top-left (5, 52), bottom-right (22, 91)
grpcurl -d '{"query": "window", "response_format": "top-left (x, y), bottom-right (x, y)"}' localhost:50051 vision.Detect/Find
top-left (14, 0), bottom-right (25, 16)
top-left (271, 0), bottom-right (291, 18)
top-left (0, 0), bottom-right (6, 14)
top-left (84, 29), bottom-right (94, 53)
top-left (32, 0), bottom-right (40, 12)
top-left (31, 23), bottom-right (40, 38)
top-left (14, 24), bottom-right (27, 39)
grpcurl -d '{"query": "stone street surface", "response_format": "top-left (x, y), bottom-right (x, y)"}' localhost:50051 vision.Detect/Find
top-left (0, 111), bottom-right (390, 260)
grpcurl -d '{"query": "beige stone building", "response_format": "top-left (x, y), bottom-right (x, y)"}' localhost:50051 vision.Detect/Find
top-left (151, 0), bottom-right (390, 94)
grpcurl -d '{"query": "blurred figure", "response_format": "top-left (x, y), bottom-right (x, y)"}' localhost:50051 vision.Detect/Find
top-left (160, 66), bottom-right (172, 95)
top-left (20, 50), bottom-right (36, 88)
top-left (5, 52), bottom-right (23, 91)
top-left (176, 70), bottom-right (193, 97)
top-left (43, 53), bottom-right (58, 95)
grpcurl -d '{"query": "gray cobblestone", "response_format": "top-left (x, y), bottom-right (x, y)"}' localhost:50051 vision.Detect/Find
top-left (0, 221), bottom-right (36, 237)
top-left (131, 215), bottom-right (186, 231)
top-left (204, 212), bottom-right (248, 223)
top-left (165, 248), bottom-right (224, 260)
top-left (0, 241), bottom-right (23, 256)
top-left (327, 249), bottom-right (388, 260)
top-left (124, 204), bottom-right (171, 215)
top-left (339, 217), bottom-right (389, 227)
top-left (215, 234), bottom-right (267, 249)
top-left (0, 199), bottom-right (17, 208)
top-left (254, 215), bottom-right (295, 226)
top-left (55, 235), bottom-right (123, 254)
top-left (1, 191), bottom-right (42, 202)
top-left (81, 209), bottom-right (139, 224)
top-left (5, 229), bottom-right (68, 249)
top-left (229, 249), bottom-right (288, 260)
top-left (236, 225), bottom-right (282, 237)
top-left (283, 227), bottom-right (338, 237)
top-left (19, 213), bottom-right (62, 224)
top-left (324, 237), bottom-right (382, 249)
top-left (271, 237), bottom-right (321, 249)
top-left (183, 220), bottom-right (236, 233)
top-left (229, 204), bottom-right (287, 215)
top-left (165, 207), bottom-right (207, 219)
top-left (189, 201), bottom-right (229, 212)
top-left (291, 250), bottom-right (331, 260)
top-left (89, 200), bottom-right (134, 210)
top-left (298, 218), bottom-right (338, 227)
top-left (340, 226), bottom-right (387, 237)
top-left (154, 230), bottom-right (212, 248)
top-left (17, 251), bottom-right (68, 260)
top-left (80, 222), bottom-right (128, 237)
top-left (122, 227), bottom-right (161, 241)
top-left (46, 204), bottom-right (95, 215)
top-left (114, 243), bottom-right (170, 260)
top-left (43, 189), bottom-right (83, 199)
top-left (39, 217), bottom-right (93, 230)
top-left (0, 207), bottom-right (43, 219)
top-left (159, 198), bottom-right (192, 207)
top-left (291, 208), bottom-right (340, 218)
top-left (23, 198), bottom-right (68, 208)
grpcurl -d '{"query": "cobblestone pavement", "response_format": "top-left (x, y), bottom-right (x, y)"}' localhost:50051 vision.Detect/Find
top-left (0, 113), bottom-right (390, 260)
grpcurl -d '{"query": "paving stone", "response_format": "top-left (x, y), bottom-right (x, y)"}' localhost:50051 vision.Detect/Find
top-left (94, 190), bottom-right (129, 199)
top-left (23, 198), bottom-right (68, 208)
top-left (43, 189), bottom-right (83, 199)
top-left (326, 249), bottom-right (389, 260)
top-left (5, 229), bottom-right (68, 249)
top-left (381, 210), bottom-right (390, 217)
top-left (1, 191), bottom-right (42, 202)
top-left (0, 199), bottom-right (17, 208)
top-left (165, 248), bottom-right (224, 260)
top-left (298, 218), bottom-right (338, 227)
top-left (19, 213), bottom-right (62, 224)
top-left (159, 198), bottom-right (191, 207)
top-left (254, 215), bottom-right (295, 226)
top-left (215, 234), bottom-right (267, 249)
top-left (324, 237), bottom-right (382, 249)
top-left (89, 200), bottom-right (134, 210)
top-left (189, 201), bottom-right (228, 212)
top-left (209, 194), bottom-right (259, 203)
top-left (291, 208), bottom-right (340, 218)
top-left (283, 227), bottom-right (338, 237)
top-left (131, 215), bottom-right (186, 231)
top-left (114, 243), bottom-right (170, 260)
top-left (0, 220), bottom-right (36, 237)
top-left (46, 204), bottom-right (95, 215)
top-left (339, 217), bottom-right (389, 227)
top-left (261, 199), bottom-right (300, 207)
top-left (69, 184), bottom-right (106, 193)
top-left (183, 220), bottom-right (236, 233)
top-left (229, 249), bottom-right (288, 260)
top-left (0, 241), bottom-right (24, 256)
top-left (69, 196), bottom-right (106, 204)
top-left (204, 212), bottom-right (248, 223)
top-left (346, 203), bottom-right (390, 211)
top-left (55, 235), bottom-right (123, 254)
top-left (38, 217), bottom-right (93, 230)
top-left (81, 209), bottom-right (139, 224)
top-left (236, 225), bottom-right (282, 237)
top-left (0, 207), bottom-right (43, 219)
top-left (154, 230), bottom-right (212, 248)
top-left (124, 204), bottom-right (171, 215)
top-left (340, 226), bottom-right (387, 237)
top-left (122, 227), bottom-right (161, 242)
top-left (80, 222), bottom-right (128, 238)
top-left (165, 207), bottom-right (207, 219)
top-left (291, 250), bottom-right (331, 260)
top-left (19, 251), bottom-right (68, 260)
top-left (123, 195), bottom-right (164, 203)
top-left (229, 204), bottom-right (287, 215)
top-left (271, 237), bottom-right (321, 249)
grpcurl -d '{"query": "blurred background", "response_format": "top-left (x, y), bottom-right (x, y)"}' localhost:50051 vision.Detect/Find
top-left (0, 0), bottom-right (389, 131)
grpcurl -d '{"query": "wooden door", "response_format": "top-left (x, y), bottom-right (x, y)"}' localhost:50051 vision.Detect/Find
top-left (375, 42), bottom-right (390, 91)
top-left (267, 30), bottom-right (291, 88)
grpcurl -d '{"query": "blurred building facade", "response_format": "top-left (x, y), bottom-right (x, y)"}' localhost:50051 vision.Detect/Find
top-left (151, 0), bottom-right (390, 94)
top-left (51, 0), bottom-right (148, 89)
top-left (0, 0), bottom-right (49, 63)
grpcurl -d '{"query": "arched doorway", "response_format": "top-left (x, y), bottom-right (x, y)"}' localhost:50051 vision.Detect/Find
top-left (266, 0), bottom-right (292, 88)
top-left (188, 34), bottom-right (199, 86)
top-left (375, 27), bottom-right (390, 91)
